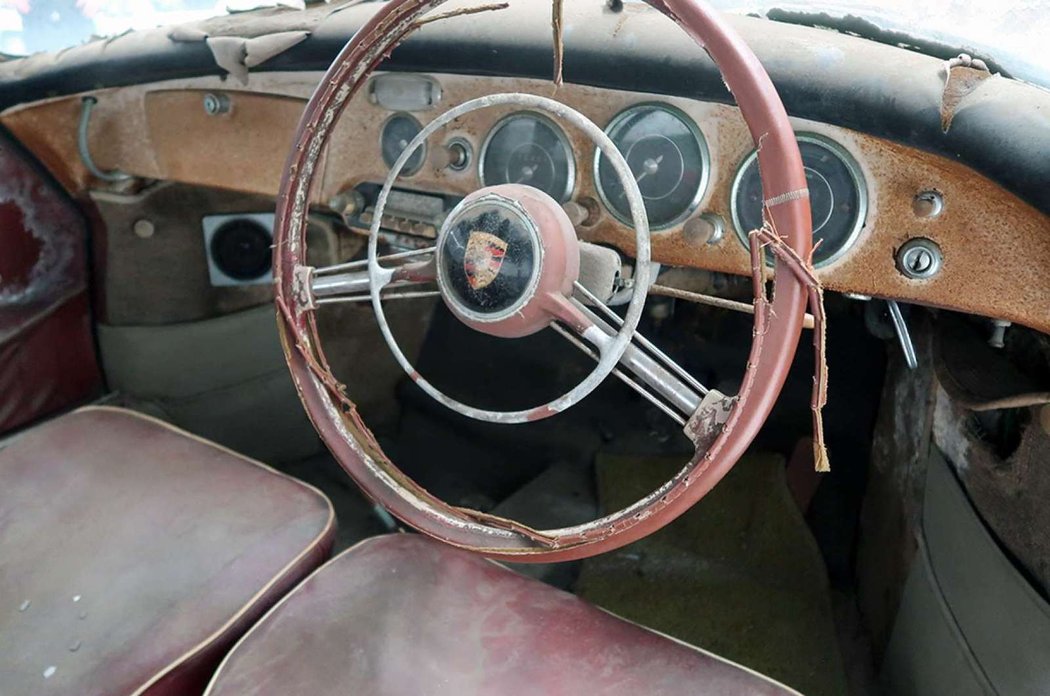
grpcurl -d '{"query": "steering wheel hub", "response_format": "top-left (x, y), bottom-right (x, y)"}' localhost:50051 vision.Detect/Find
top-left (436, 184), bottom-right (580, 339)
top-left (438, 192), bottom-right (540, 319)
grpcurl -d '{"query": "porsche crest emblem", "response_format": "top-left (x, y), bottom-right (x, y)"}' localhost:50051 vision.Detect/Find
top-left (463, 231), bottom-right (508, 291)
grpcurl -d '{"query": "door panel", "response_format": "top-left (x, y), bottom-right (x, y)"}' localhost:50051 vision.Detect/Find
top-left (0, 130), bottom-right (101, 433)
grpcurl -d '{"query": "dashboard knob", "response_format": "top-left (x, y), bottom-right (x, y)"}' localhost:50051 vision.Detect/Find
top-left (561, 198), bottom-right (600, 228)
top-left (913, 190), bottom-right (944, 218)
top-left (683, 213), bottom-right (725, 246)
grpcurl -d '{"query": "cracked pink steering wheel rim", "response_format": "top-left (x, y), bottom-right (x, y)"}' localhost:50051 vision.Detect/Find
top-left (274, 0), bottom-right (812, 562)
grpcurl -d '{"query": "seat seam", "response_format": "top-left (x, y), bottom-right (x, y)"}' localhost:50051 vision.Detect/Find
top-left (202, 535), bottom-right (387, 694)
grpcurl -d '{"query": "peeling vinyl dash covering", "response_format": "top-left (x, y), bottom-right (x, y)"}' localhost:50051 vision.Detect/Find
top-left (0, 133), bottom-right (101, 433)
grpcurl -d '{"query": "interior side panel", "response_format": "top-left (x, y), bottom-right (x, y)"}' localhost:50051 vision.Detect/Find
top-left (0, 130), bottom-right (101, 433)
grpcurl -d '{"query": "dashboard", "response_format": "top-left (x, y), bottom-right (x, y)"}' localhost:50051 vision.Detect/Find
top-left (1, 12), bottom-right (1049, 336)
top-left (333, 75), bottom-right (1049, 335)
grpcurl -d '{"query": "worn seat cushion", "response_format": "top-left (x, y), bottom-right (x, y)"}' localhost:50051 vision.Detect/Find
top-left (0, 407), bottom-right (335, 696)
top-left (205, 534), bottom-right (800, 696)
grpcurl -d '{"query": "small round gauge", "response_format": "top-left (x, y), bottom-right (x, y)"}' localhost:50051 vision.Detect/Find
top-left (731, 133), bottom-right (868, 267)
top-left (480, 113), bottom-right (575, 202)
top-left (595, 104), bottom-right (710, 230)
top-left (381, 113), bottom-right (426, 176)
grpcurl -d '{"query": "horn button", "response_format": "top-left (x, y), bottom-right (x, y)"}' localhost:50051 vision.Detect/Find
top-left (436, 184), bottom-right (581, 339)
top-left (440, 200), bottom-right (538, 315)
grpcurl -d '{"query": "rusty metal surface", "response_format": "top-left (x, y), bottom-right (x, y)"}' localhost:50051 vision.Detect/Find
top-left (0, 87), bottom-right (308, 197)
top-left (144, 90), bottom-right (307, 195)
top-left (4, 69), bottom-right (1048, 333)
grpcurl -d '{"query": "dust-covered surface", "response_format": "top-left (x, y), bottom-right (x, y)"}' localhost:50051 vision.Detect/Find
top-left (1, 0), bottom-right (1049, 223)
top-left (576, 452), bottom-right (847, 696)
top-left (91, 183), bottom-right (276, 326)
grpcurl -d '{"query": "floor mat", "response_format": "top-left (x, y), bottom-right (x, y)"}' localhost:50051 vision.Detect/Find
top-left (576, 453), bottom-right (848, 696)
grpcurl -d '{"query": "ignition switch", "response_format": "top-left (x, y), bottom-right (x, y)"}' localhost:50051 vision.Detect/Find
top-left (896, 238), bottom-right (943, 280)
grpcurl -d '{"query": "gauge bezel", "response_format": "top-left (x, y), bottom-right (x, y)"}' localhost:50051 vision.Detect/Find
top-left (730, 132), bottom-right (869, 268)
top-left (593, 102), bottom-right (711, 231)
top-left (381, 112), bottom-right (427, 177)
top-left (478, 111), bottom-right (576, 203)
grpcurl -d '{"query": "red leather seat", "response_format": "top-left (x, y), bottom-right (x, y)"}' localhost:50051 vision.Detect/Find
top-left (205, 535), bottom-right (801, 696)
top-left (0, 407), bottom-right (335, 695)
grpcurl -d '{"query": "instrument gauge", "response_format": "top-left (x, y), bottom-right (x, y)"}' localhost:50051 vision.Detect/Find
top-left (732, 133), bottom-right (868, 267)
top-left (480, 113), bottom-right (575, 202)
top-left (595, 104), bottom-right (710, 230)
top-left (381, 113), bottom-right (427, 176)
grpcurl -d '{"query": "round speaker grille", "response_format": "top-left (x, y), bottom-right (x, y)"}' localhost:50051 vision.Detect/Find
top-left (210, 219), bottom-right (272, 281)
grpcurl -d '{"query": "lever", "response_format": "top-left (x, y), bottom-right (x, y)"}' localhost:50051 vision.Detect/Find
top-left (78, 97), bottom-right (132, 183)
top-left (886, 300), bottom-right (918, 370)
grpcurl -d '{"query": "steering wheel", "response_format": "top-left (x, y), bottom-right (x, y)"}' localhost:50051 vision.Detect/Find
top-left (274, 0), bottom-right (813, 562)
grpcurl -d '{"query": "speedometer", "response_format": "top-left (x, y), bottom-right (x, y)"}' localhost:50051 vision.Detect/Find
top-left (731, 133), bottom-right (868, 267)
top-left (480, 113), bottom-right (575, 202)
top-left (595, 104), bottom-right (710, 230)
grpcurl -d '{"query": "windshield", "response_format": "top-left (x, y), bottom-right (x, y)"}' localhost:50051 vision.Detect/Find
top-left (0, 0), bottom-right (1047, 88)
top-left (708, 0), bottom-right (1049, 87)
top-left (0, 0), bottom-right (302, 55)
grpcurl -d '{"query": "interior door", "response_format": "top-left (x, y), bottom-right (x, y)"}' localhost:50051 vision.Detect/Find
top-left (0, 129), bottom-right (101, 434)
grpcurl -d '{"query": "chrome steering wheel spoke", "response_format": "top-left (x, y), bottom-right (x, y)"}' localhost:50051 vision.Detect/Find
top-left (554, 287), bottom-right (707, 426)
top-left (305, 247), bottom-right (438, 306)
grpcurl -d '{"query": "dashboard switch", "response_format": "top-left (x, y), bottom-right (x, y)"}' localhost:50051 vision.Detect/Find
top-left (913, 190), bottom-right (944, 218)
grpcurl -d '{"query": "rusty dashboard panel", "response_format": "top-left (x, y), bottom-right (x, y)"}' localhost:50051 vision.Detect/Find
top-left (2, 72), bottom-right (1048, 333)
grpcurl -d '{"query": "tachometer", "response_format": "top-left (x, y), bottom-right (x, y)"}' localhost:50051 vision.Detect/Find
top-left (480, 113), bottom-right (575, 202)
top-left (595, 104), bottom-right (710, 230)
top-left (731, 133), bottom-right (868, 267)
top-left (381, 113), bottom-right (426, 177)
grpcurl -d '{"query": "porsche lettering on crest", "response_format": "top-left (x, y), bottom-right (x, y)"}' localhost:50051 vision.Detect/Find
top-left (463, 231), bottom-right (508, 291)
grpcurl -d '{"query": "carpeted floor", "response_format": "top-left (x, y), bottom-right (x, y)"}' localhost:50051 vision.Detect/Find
top-left (278, 452), bottom-right (392, 553)
top-left (576, 452), bottom-right (849, 696)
